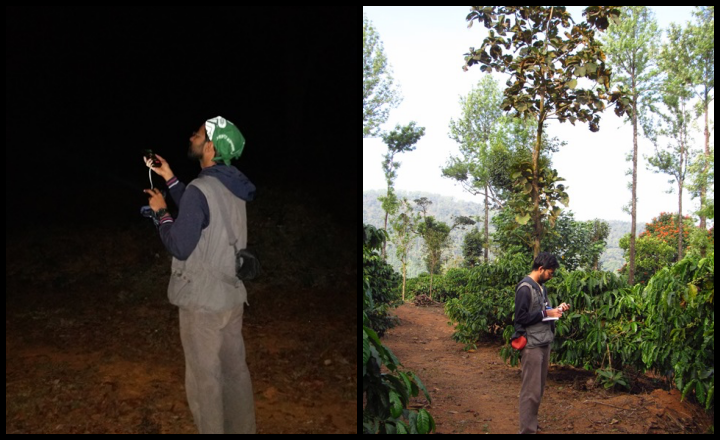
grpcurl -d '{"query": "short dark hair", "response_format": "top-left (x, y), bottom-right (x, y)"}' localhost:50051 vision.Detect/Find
top-left (532, 252), bottom-right (559, 271)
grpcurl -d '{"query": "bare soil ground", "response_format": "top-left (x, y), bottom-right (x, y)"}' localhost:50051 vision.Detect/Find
top-left (6, 212), bottom-right (356, 434)
top-left (381, 302), bottom-right (712, 434)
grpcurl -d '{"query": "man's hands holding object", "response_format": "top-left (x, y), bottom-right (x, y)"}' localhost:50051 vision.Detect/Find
top-left (547, 302), bottom-right (570, 318)
top-left (143, 150), bottom-right (174, 181)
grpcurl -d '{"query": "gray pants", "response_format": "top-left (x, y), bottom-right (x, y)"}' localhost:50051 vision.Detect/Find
top-left (179, 306), bottom-right (256, 434)
top-left (519, 344), bottom-right (550, 434)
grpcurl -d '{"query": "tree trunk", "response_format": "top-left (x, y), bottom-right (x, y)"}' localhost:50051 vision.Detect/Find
top-left (628, 82), bottom-right (639, 285)
top-left (429, 271), bottom-right (434, 300)
top-left (677, 134), bottom-right (684, 261)
top-left (484, 184), bottom-right (489, 263)
top-left (532, 119), bottom-right (542, 259)
top-left (699, 88), bottom-right (709, 257)
top-left (402, 261), bottom-right (407, 302)
top-left (678, 189), bottom-right (683, 262)
top-left (382, 210), bottom-right (388, 259)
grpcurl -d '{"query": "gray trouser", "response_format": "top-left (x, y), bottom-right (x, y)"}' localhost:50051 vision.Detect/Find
top-left (179, 306), bottom-right (256, 434)
top-left (519, 344), bottom-right (550, 434)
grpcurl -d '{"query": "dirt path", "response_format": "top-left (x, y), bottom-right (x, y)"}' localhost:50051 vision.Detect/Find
top-left (381, 303), bottom-right (712, 434)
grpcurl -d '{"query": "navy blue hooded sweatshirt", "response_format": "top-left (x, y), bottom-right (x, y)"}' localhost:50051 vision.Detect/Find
top-left (157, 164), bottom-right (255, 260)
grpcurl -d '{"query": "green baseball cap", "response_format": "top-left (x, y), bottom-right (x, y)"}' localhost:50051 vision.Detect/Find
top-left (205, 116), bottom-right (245, 165)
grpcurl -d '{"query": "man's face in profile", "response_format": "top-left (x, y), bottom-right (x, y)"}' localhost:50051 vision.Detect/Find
top-left (188, 124), bottom-right (209, 160)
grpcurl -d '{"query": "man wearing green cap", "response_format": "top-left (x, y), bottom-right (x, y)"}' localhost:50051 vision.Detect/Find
top-left (144, 116), bottom-right (257, 434)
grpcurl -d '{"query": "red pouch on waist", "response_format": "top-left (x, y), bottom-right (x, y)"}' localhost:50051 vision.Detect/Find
top-left (511, 335), bottom-right (527, 350)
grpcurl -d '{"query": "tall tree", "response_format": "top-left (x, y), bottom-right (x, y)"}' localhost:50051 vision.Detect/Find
top-left (686, 6), bottom-right (714, 235)
top-left (417, 216), bottom-right (451, 299)
top-left (648, 23), bottom-right (697, 262)
top-left (600, 6), bottom-right (661, 284)
top-left (363, 13), bottom-right (402, 138)
top-left (442, 76), bottom-right (505, 263)
top-left (378, 122), bottom-right (425, 258)
top-left (461, 226), bottom-right (486, 267)
top-left (463, 6), bottom-right (632, 258)
top-left (390, 198), bottom-right (419, 301)
top-left (414, 198), bottom-right (474, 299)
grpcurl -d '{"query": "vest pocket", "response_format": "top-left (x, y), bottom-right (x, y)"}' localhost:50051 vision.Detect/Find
top-left (168, 270), bottom-right (192, 306)
top-left (525, 322), bottom-right (553, 347)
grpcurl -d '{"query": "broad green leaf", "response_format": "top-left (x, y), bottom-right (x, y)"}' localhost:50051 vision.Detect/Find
top-left (515, 213), bottom-right (531, 225)
top-left (417, 409), bottom-right (430, 434)
top-left (389, 390), bottom-right (403, 418)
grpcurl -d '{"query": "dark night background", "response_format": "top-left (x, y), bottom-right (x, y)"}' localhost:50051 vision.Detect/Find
top-left (6, 6), bottom-right (356, 434)
top-left (6, 6), bottom-right (355, 226)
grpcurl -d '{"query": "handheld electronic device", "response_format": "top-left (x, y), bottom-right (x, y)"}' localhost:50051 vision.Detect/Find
top-left (143, 149), bottom-right (161, 168)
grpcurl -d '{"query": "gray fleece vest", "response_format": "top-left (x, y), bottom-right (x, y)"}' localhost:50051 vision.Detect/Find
top-left (517, 281), bottom-right (554, 348)
top-left (167, 176), bottom-right (248, 311)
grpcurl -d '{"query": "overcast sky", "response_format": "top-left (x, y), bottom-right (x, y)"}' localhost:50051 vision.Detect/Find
top-left (363, 6), bottom-right (712, 224)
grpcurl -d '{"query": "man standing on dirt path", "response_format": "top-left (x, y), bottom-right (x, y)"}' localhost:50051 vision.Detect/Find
top-left (513, 252), bottom-right (569, 434)
top-left (143, 116), bottom-right (257, 434)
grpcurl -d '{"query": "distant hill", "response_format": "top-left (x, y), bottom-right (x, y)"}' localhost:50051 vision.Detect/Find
top-left (363, 190), bottom-right (644, 276)
top-left (364, 189), bottom-right (492, 277)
